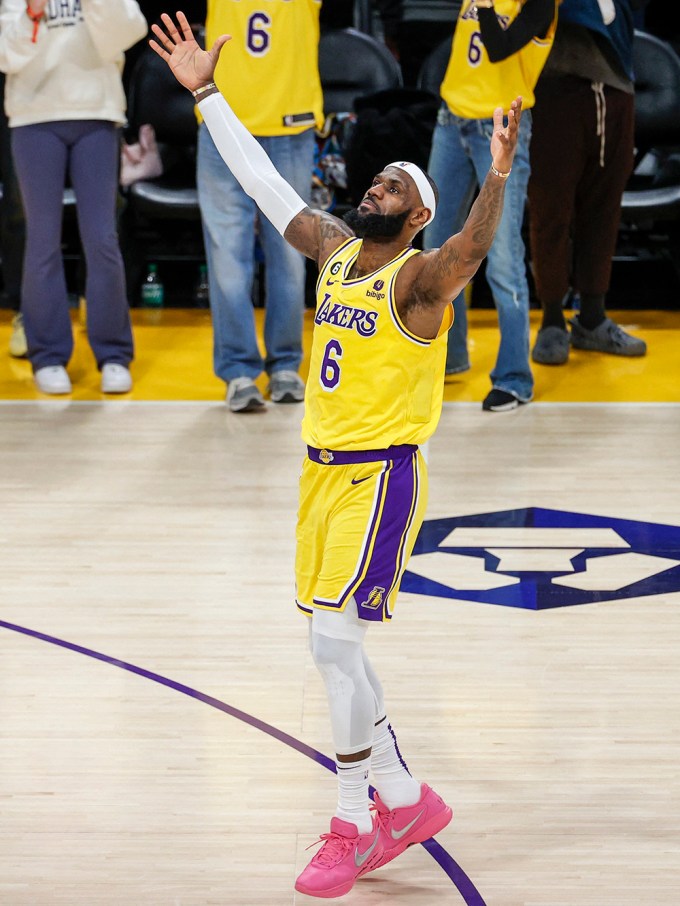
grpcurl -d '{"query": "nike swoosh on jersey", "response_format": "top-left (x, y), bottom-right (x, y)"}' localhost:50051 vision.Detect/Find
top-left (351, 476), bottom-right (372, 485)
top-left (390, 808), bottom-right (426, 840)
top-left (354, 828), bottom-right (381, 868)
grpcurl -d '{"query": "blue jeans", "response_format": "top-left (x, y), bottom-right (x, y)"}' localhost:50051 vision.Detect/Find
top-left (197, 124), bottom-right (314, 383)
top-left (425, 106), bottom-right (533, 402)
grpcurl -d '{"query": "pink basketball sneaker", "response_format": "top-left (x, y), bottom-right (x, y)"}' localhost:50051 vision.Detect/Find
top-left (295, 816), bottom-right (384, 899)
top-left (370, 783), bottom-right (453, 870)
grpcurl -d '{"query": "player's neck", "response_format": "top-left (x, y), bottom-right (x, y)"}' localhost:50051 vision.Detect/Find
top-left (352, 237), bottom-right (411, 278)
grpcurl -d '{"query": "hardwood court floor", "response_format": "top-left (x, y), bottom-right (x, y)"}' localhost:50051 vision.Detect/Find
top-left (0, 310), bottom-right (679, 905)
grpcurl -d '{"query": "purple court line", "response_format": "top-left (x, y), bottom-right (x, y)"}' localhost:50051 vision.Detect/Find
top-left (0, 618), bottom-right (487, 906)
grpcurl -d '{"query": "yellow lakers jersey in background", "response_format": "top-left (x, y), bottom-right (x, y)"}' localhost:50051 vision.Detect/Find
top-left (441, 0), bottom-right (559, 118)
top-left (301, 239), bottom-right (453, 451)
top-left (205, 0), bottom-right (323, 136)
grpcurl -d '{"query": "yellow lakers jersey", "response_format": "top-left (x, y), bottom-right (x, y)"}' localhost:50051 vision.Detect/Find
top-left (205, 0), bottom-right (323, 136)
top-left (442, 0), bottom-right (558, 118)
top-left (301, 239), bottom-right (453, 451)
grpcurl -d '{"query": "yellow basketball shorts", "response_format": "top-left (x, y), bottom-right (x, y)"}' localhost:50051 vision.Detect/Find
top-left (295, 445), bottom-right (428, 622)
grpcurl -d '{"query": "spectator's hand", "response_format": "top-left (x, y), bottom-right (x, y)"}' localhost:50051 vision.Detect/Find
top-left (149, 11), bottom-right (231, 93)
top-left (27, 0), bottom-right (47, 14)
top-left (490, 96), bottom-right (522, 175)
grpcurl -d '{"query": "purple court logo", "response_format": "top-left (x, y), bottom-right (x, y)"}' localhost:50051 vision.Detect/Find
top-left (402, 507), bottom-right (680, 610)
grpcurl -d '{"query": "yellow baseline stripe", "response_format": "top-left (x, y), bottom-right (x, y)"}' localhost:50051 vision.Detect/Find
top-left (0, 308), bottom-right (678, 403)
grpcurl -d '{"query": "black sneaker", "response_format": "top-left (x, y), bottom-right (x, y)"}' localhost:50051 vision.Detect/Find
top-left (482, 389), bottom-right (525, 412)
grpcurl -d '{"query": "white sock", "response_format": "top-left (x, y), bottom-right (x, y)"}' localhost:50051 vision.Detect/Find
top-left (336, 755), bottom-right (372, 833)
top-left (370, 716), bottom-right (421, 809)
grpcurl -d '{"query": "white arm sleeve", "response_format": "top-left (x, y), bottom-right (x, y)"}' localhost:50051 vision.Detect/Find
top-left (198, 92), bottom-right (308, 236)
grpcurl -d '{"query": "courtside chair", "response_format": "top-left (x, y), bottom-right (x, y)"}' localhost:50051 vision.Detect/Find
top-left (121, 44), bottom-right (203, 303)
top-left (415, 35), bottom-right (453, 100)
top-left (618, 30), bottom-right (680, 292)
top-left (124, 45), bottom-right (200, 222)
top-left (318, 27), bottom-right (403, 116)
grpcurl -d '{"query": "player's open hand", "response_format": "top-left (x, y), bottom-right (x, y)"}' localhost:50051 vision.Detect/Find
top-left (489, 96), bottom-right (523, 175)
top-left (149, 11), bottom-right (230, 92)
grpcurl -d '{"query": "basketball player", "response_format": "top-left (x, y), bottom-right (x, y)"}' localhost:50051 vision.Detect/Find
top-left (150, 12), bottom-right (522, 899)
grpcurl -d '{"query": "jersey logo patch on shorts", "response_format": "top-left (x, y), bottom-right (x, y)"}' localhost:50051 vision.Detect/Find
top-left (361, 586), bottom-right (385, 609)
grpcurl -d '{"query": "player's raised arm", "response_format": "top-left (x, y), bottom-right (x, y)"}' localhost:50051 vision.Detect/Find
top-left (149, 11), bottom-right (352, 267)
top-left (414, 98), bottom-right (523, 315)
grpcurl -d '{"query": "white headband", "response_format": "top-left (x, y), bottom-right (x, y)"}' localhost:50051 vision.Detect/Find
top-left (386, 161), bottom-right (436, 226)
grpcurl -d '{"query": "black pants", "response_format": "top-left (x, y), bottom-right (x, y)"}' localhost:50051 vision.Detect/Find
top-left (528, 75), bottom-right (634, 305)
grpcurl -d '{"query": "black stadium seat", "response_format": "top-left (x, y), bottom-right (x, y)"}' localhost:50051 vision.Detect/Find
top-left (124, 46), bottom-right (200, 222)
top-left (621, 31), bottom-right (680, 222)
top-left (416, 36), bottom-right (452, 100)
top-left (318, 28), bottom-right (403, 115)
top-left (120, 45), bottom-right (204, 302)
top-left (618, 30), bottom-right (680, 294)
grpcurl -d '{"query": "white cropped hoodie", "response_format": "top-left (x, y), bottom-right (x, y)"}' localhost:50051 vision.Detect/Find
top-left (0, 0), bottom-right (147, 127)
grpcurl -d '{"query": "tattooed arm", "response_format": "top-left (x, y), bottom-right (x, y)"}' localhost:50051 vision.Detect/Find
top-left (398, 98), bottom-right (523, 339)
top-left (284, 209), bottom-right (355, 269)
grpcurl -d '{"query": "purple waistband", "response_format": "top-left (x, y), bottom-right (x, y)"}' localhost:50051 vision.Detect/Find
top-left (307, 444), bottom-right (418, 465)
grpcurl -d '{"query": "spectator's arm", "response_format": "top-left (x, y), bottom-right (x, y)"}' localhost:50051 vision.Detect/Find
top-left (81, 0), bottom-right (148, 62)
top-left (477, 0), bottom-right (555, 63)
top-left (0, 0), bottom-right (43, 74)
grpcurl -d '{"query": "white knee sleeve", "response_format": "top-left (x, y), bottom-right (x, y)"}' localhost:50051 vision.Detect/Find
top-left (362, 651), bottom-right (385, 722)
top-left (310, 631), bottom-right (376, 756)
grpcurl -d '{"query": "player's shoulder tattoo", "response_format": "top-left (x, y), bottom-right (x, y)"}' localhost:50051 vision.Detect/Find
top-left (318, 212), bottom-right (353, 245)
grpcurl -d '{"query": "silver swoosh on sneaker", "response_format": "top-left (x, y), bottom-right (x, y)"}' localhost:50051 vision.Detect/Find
top-left (390, 808), bottom-right (426, 841)
top-left (354, 828), bottom-right (381, 868)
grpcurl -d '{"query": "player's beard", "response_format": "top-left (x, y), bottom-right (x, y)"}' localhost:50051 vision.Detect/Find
top-left (343, 207), bottom-right (410, 240)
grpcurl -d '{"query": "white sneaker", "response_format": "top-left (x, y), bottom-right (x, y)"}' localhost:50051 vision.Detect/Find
top-left (34, 365), bottom-right (72, 395)
top-left (9, 313), bottom-right (28, 358)
top-left (101, 363), bottom-right (132, 394)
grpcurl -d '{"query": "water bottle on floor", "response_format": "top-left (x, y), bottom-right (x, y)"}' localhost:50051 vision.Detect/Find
top-left (141, 263), bottom-right (164, 307)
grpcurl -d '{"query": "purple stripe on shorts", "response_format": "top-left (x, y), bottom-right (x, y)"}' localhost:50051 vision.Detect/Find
top-left (307, 444), bottom-right (417, 466)
top-left (385, 455), bottom-right (420, 618)
top-left (353, 453), bottom-right (418, 621)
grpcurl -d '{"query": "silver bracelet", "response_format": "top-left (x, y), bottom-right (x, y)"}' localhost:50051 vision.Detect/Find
top-left (192, 82), bottom-right (217, 99)
top-left (490, 164), bottom-right (511, 179)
